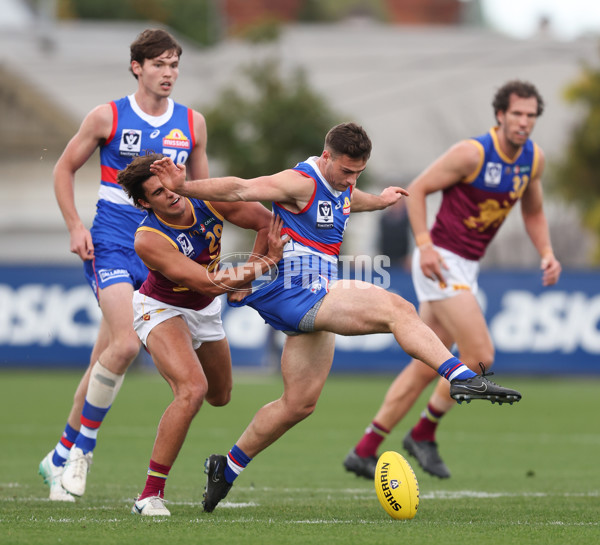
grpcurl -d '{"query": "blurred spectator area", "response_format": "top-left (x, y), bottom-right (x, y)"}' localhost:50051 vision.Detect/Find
top-left (0, 0), bottom-right (596, 267)
top-left (223, 0), bottom-right (468, 31)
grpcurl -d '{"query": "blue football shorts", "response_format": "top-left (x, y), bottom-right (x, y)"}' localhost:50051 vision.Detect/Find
top-left (229, 258), bottom-right (335, 334)
top-left (83, 241), bottom-right (148, 300)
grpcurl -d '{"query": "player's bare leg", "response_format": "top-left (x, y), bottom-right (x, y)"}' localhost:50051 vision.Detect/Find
top-left (203, 331), bottom-right (335, 512)
top-left (316, 280), bottom-right (520, 403)
top-left (39, 316), bottom-right (110, 501)
top-left (315, 280), bottom-right (457, 368)
top-left (236, 331), bottom-right (336, 457)
top-left (372, 301), bottom-right (455, 430)
top-left (134, 318), bottom-right (232, 516)
top-left (62, 283), bottom-right (139, 497)
top-left (421, 292), bottom-right (495, 409)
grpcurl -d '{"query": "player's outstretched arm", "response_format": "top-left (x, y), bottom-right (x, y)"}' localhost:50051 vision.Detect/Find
top-left (351, 186), bottom-right (409, 213)
top-left (135, 215), bottom-right (288, 297)
top-left (150, 157), bottom-right (314, 208)
top-left (211, 200), bottom-right (274, 302)
top-left (209, 214), bottom-right (290, 293)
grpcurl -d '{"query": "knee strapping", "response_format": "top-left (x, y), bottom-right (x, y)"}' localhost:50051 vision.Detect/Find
top-left (86, 361), bottom-right (125, 408)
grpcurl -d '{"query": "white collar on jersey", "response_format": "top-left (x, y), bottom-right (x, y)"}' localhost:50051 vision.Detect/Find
top-left (305, 156), bottom-right (343, 197)
top-left (127, 94), bottom-right (174, 127)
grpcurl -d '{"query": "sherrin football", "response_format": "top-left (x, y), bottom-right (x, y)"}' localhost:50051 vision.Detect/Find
top-left (374, 451), bottom-right (419, 520)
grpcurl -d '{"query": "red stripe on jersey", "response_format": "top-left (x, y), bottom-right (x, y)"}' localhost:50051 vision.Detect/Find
top-left (187, 108), bottom-right (196, 148)
top-left (91, 257), bottom-right (100, 302)
top-left (274, 172), bottom-right (316, 215)
top-left (80, 415), bottom-right (102, 429)
top-left (101, 165), bottom-right (119, 184)
top-left (281, 227), bottom-right (341, 256)
top-left (105, 101), bottom-right (118, 146)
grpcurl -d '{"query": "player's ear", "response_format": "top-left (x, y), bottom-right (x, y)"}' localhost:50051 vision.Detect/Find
top-left (495, 109), bottom-right (505, 126)
top-left (131, 60), bottom-right (142, 78)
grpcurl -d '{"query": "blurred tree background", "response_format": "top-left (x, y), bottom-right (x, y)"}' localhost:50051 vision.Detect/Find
top-left (54, 0), bottom-right (390, 45)
top-left (552, 61), bottom-right (600, 263)
top-left (56, 0), bottom-right (223, 45)
top-left (202, 59), bottom-right (341, 178)
top-left (49, 0), bottom-right (598, 263)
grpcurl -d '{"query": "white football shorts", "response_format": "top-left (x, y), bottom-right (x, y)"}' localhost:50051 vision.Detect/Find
top-left (133, 291), bottom-right (225, 349)
top-left (411, 245), bottom-right (480, 302)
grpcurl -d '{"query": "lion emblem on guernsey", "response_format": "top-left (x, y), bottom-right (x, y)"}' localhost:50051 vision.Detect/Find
top-left (463, 199), bottom-right (512, 232)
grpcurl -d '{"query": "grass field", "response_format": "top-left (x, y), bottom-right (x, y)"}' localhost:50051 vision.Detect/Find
top-left (1, 369), bottom-right (599, 545)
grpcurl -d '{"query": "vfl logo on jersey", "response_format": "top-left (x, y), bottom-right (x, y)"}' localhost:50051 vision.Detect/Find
top-left (316, 200), bottom-right (334, 229)
top-left (119, 129), bottom-right (142, 157)
top-left (177, 233), bottom-right (194, 257)
top-left (163, 128), bottom-right (191, 149)
top-left (484, 162), bottom-right (502, 187)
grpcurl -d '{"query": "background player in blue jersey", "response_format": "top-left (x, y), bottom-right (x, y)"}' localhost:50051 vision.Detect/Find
top-left (149, 122), bottom-right (523, 513)
top-left (116, 154), bottom-right (286, 516)
top-left (39, 29), bottom-right (210, 501)
top-left (344, 81), bottom-right (562, 481)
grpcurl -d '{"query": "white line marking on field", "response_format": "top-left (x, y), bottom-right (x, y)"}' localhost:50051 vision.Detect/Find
top-left (421, 490), bottom-right (600, 499)
top-left (3, 489), bottom-right (598, 504)
top-left (18, 515), bottom-right (600, 527)
top-left (171, 501), bottom-right (258, 508)
top-left (230, 487), bottom-right (600, 500)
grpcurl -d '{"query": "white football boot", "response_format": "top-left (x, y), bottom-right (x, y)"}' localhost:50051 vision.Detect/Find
top-left (131, 495), bottom-right (171, 516)
top-left (61, 447), bottom-right (93, 497)
top-left (38, 451), bottom-right (75, 502)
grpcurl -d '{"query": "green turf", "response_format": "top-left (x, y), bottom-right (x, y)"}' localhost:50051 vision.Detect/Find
top-left (1, 369), bottom-right (598, 544)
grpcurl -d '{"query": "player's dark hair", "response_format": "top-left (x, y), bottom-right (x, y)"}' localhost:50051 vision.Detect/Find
top-left (118, 153), bottom-right (165, 208)
top-left (325, 122), bottom-right (372, 161)
top-left (493, 80), bottom-right (544, 120)
top-left (129, 28), bottom-right (182, 79)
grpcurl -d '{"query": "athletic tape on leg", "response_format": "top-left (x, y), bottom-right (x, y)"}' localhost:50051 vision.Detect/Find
top-left (86, 361), bottom-right (125, 408)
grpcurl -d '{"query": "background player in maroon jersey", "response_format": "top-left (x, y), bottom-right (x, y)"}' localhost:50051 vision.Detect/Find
top-left (344, 80), bottom-right (562, 480)
top-left (116, 153), bottom-right (284, 516)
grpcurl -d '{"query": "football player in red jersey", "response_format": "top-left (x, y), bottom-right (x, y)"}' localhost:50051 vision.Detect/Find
top-left (39, 28), bottom-right (209, 502)
top-left (150, 122), bottom-right (522, 513)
